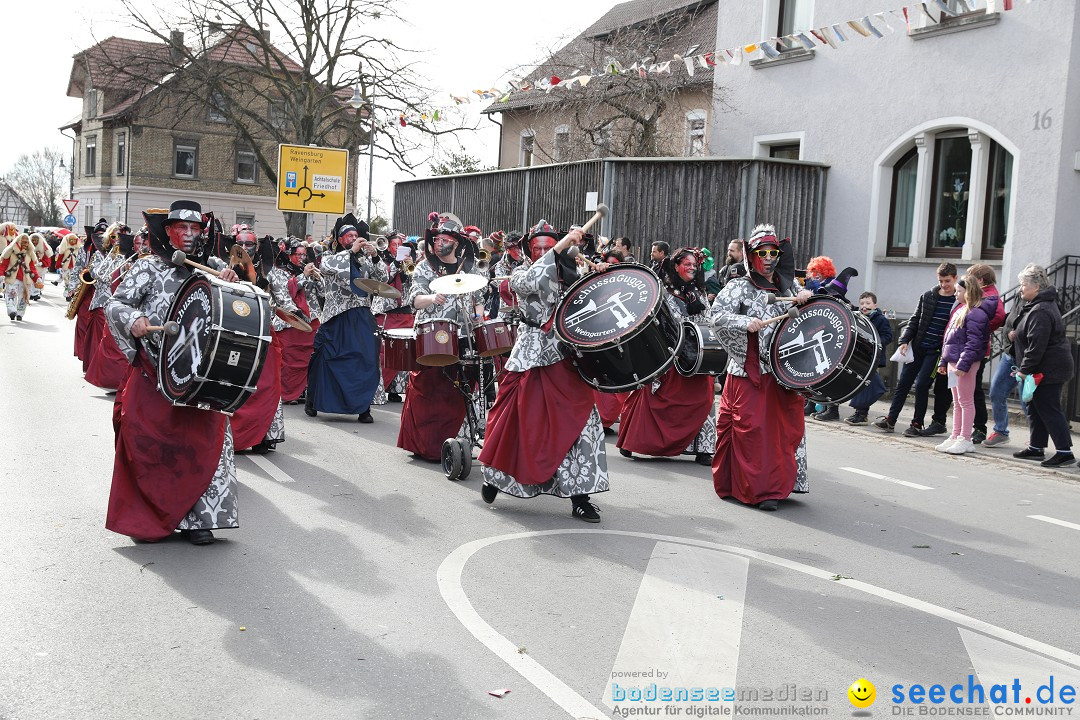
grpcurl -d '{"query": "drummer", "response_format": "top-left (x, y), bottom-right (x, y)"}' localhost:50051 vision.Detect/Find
top-left (371, 230), bottom-right (414, 404)
top-left (304, 213), bottom-right (387, 423)
top-left (268, 237), bottom-right (321, 405)
top-left (396, 213), bottom-right (487, 462)
top-left (709, 223), bottom-right (811, 511)
top-left (104, 200), bottom-right (241, 545)
top-left (477, 221), bottom-right (611, 523)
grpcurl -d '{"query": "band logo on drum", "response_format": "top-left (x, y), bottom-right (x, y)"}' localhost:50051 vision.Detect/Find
top-left (166, 288), bottom-right (212, 386)
top-left (558, 270), bottom-right (657, 345)
top-left (773, 304), bottom-right (850, 383)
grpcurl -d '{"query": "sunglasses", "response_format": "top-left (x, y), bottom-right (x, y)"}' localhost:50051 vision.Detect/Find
top-left (753, 248), bottom-right (780, 258)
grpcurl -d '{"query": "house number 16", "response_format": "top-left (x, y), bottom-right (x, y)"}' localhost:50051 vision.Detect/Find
top-left (1033, 109), bottom-right (1053, 131)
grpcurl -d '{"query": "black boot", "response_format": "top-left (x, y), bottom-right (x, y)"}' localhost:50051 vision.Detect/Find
top-left (694, 452), bottom-right (713, 466)
top-left (304, 392), bottom-right (317, 417)
top-left (481, 483), bottom-right (498, 504)
top-left (358, 410), bottom-right (373, 423)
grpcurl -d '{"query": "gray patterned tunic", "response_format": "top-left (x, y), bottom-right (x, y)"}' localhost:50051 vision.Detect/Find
top-left (105, 253), bottom-right (239, 528)
top-left (481, 250), bottom-right (610, 498)
top-left (315, 250), bottom-right (386, 324)
top-left (88, 251), bottom-right (127, 311)
top-left (405, 257), bottom-right (486, 327)
top-left (662, 290), bottom-right (717, 455)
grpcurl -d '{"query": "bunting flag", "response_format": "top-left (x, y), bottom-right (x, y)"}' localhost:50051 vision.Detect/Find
top-left (760, 42), bottom-right (781, 59)
top-left (901, 7), bottom-right (912, 30)
top-left (743, 43), bottom-right (759, 54)
top-left (847, 19), bottom-right (871, 37)
top-left (874, 11), bottom-right (896, 32)
top-left (832, 23), bottom-right (848, 41)
top-left (683, 56), bottom-right (695, 75)
top-left (729, 48), bottom-right (744, 66)
top-left (919, 3), bottom-right (940, 23)
top-left (862, 15), bottom-right (885, 38)
top-left (934, 0), bottom-right (957, 16)
top-left (812, 28), bottom-right (834, 47)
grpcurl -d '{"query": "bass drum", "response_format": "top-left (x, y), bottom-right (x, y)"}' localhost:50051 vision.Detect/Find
top-left (553, 264), bottom-right (682, 392)
top-left (674, 321), bottom-right (728, 376)
top-left (768, 295), bottom-right (879, 404)
top-left (158, 271), bottom-right (272, 414)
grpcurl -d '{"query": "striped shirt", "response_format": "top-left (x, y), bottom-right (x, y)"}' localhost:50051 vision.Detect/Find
top-left (919, 293), bottom-right (955, 350)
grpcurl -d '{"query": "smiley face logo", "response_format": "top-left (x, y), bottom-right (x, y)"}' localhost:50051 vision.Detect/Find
top-left (848, 678), bottom-right (876, 708)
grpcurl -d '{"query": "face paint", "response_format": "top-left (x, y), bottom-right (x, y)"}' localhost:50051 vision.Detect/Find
top-left (529, 236), bottom-right (555, 262)
top-left (750, 245), bottom-right (779, 276)
top-left (434, 234), bottom-right (458, 259)
top-left (677, 255), bottom-right (697, 282)
top-left (165, 220), bottom-right (201, 253)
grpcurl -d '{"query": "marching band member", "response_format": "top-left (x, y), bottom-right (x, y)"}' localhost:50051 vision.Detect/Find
top-left (267, 237), bottom-right (320, 405)
top-left (371, 230), bottom-right (413, 404)
top-left (28, 232), bottom-right (52, 301)
top-left (304, 214), bottom-right (386, 423)
top-left (491, 232), bottom-right (524, 322)
top-left (228, 229), bottom-right (286, 453)
top-left (478, 222), bottom-right (611, 523)
top-left (0, 233), bottom-right (41, 321)
top-left (709, 224), bottom-right (811, 511)
top-left (73, 219), bottom-right (108, 369)
top-left (84, 223), bottom-right (131, 389)
top-left (397, 213), bottom-right (486, 461)
top-left (617, 247), bottom-right (716, 465)
top-left (592, 247), bottom-right (630, 432)
top-left (104, 200), bottom-right (241, 545)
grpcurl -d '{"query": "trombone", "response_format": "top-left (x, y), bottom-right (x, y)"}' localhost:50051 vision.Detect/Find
top-left (476, 248), bottom-right (491, 272)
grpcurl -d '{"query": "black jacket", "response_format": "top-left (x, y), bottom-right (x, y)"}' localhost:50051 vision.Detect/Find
top-left (897, 286), bottom-right (951, 349)
top-left (1013, 287), bottom-right (1075, 384)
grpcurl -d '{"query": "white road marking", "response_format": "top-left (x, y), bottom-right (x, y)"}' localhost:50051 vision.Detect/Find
top-left (960, 628), bottom-right (1080, 706)
top-left (1028, 514), bottom-right (1080, 532)
top-left (604, 542), bottom-right (747, 708)
top-left (438, 530), bottom-right (1080, 719)
top-left (245, 454), bottom-right (295, 483)
top-left (840, 466), bottom-right (934, 490)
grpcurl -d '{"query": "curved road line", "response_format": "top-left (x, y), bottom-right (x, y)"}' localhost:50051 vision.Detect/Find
top-left (437, 529), bottom-right (1080, 719)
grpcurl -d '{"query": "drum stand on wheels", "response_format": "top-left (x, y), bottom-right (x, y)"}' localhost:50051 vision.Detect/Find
top-left (440, 349), bottom-right (498, 481)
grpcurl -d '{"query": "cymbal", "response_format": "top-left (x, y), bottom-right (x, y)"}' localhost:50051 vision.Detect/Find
top-left (353, 277), bottom-right (402, 299)
top-left (430, 272), bottom-right (486, 295)
top-left (274, 306), bottom-right (313, 333)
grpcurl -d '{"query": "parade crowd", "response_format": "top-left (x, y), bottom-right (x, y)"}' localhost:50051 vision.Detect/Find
top-left (3, 201), bottom-right (1072, 546)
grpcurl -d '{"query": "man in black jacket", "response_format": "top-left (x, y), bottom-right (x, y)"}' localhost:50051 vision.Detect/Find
top-left (874, 263), bottom-right (958, 435)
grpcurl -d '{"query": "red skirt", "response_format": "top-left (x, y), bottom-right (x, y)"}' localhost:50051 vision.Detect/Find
top-left (478, 359), bottom-right (596, 485)
top-left (712, 372), bottom-right (804, 505)
top-left (617, 367), bottom-right (714, 456)
top-left (80, 307), bottom-right (106, 374)
top-left (231, 332), bottom-right (282, 450)
top-left (397, 366), bottom-right (466, 461)
top-left (85, 322), bottom-right (130, 390)
top-left (594, 390), bottom-right (629, 428)
top-left (106, 357), bottom-right (227, 541)
top-left (73, 293), bottom-right (92, 362)
top-left (277, 321), bottom-right (318, 402)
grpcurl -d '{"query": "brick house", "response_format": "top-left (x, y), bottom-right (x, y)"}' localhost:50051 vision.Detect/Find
top-left (483, 0), bottom-right (720, 168)
top-left (62, 31), bottom-right (357, 236)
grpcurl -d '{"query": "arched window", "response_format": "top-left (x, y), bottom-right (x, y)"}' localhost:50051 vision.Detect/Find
top-left (887, 147), bottom-right (918, 256)
top-left (519, 130), bottom-right (535, 167)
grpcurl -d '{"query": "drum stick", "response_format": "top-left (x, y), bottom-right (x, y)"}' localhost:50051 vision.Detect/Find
top-left (171, 250), bottom-right (222, 277)
top-left (145, 321), bottom-right (181, 336)
top-left (760, 307), bottom-right (799, 326)
top-left (579, 203), bottom-right (609, 235)
top-left (765, 292), bottom-right (800, 304)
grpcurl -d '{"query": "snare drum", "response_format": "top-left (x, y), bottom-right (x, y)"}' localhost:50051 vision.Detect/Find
top-left (383, 329), bottom-right (420, 371)
top-left (415, 318), bottom-right (460, 366)
top-left (553, 265), bottom-right (682, 392)
top-left (768, 295), bottom-right (879, 404)
top-left (473, 319), bottom-right (515, 357)
top-left (157, 271), bottom-right (272, 414)
top-left (675, 321), bottom-right (728, 376)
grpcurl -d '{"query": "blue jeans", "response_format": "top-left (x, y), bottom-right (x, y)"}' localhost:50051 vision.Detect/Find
top-left (988, 353), bottom-right (1028, 435)
top-left (887, 347), bottom-right (938, 426)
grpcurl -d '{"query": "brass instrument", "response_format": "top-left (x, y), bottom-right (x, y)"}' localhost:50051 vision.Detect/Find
top-left (401, 257), bottom-right (415, 275)
top-left (476, 248), bottom-right (491, 272)
top-left (373, 235), bottom-right (388, 252)
top-left (65, 267), bottom-right (96, 320)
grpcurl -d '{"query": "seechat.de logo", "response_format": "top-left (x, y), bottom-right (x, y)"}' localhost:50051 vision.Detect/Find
top-left (848, 678), bottom-right (877, 709)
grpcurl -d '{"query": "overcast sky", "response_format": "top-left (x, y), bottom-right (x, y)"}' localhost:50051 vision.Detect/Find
top-left (1, 0), bottom-right (603, 218)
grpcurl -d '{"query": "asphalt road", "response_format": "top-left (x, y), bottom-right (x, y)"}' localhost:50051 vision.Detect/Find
top-left (3, 282), bottom-right (1079, 720)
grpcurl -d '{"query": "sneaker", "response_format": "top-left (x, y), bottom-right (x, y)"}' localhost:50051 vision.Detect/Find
top-left (982, 432), bottom-right (1010, 448)
top-left (845, 413), bottom-right (869, 426)
top-left (1013, 447), bottom-right (1046, 460)
top-left (182, 529), bottom-right (215, 545)
top-left (812, 407), bottom-right (840, 421)
top-left (919, 421), bottom-right (948, 437)
top-left (571, 500), bottom-right (601, 523)
top-left (902, 424), bottom-right (924, 437)
top-left (873, 417), bottom-right (895, 432)
top-left (947, 438), bottom-right (976, 455)
top-left (971, 428), bottom-right (987, 445)
top-left (357, 411), bottom-right (374, 423)
top-left (481, 483), bottom-right (498, 504)
top-left (1040, 452), bottom-right (1076, 468)
top-left (935, 436), bottom-right (959, 452)
top-left (387, 392), bottom-right (402, 403)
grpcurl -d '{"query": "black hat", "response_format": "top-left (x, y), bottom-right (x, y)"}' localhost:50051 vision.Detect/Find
top-left (422, 212), bottom-right (473, 266)
top-left (117, 232), bottom-right (135, 257)
top-left (164, 200), bottom-right (207, 226)
top-left (330, 213), bottom-right (369, 252)
top-left (85, 218), bottom-right (110, 252)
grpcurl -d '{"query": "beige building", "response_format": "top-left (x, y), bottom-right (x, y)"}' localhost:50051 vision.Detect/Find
top-left (484, 0), bottom-right (720, 168)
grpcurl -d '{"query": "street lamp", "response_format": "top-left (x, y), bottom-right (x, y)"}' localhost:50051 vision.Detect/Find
top-left (347, 71), bottom-right (375, 223)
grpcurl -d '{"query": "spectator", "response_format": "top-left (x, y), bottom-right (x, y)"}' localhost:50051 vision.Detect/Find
top-left (845, 291), bottom-right (894, 425)
top-left (717, 239), bottom-right (744, 289)
top-left (702, 248), bottom-right (721, 302)
top-left (984, 295), bottom-right (1028, 447)
top-left (613, 237), bottom-right (635, 263)
top-left (804, 256), bottom-right (837, 292)
top-left (935, 272), bottom-right (992, 454)
top-left (1010, 264), bottom-right (1075, 467)
top-left (967, 264), bottom-right (1006, 442)
top-left (650, 241), bottom-right (669, 274)
top-left (874, 263), bottom-right (958, 435)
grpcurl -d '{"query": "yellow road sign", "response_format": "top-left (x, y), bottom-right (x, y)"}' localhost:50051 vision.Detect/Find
top-left (276, 144), bottom-right (349, 214)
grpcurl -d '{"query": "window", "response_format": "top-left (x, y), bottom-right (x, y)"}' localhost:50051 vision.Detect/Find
top-left (209, 91), bottom-right (228, 123)
top-left (115, 132), bottom-right (126, 175)
top-left (686, 111), bottom-right (707, 157)
top-left (776, 0), bottom-right (813, 48)
top-left (554, 125), bottom-right (570, 162)
top-left (236, 213), bottom-right (255, 228)
top-left (236, 146), bottom-right (258, 183)
top-left (926, 134), bottom-right (972, 257)
top-left (769, 143), bottom-right (800, 160)
top-left (86, 89), bottom-right (99, 119)
top-left (519, 130), bottom-right (535, 167)
top-left (269, 100), bottom-right (287, 130)
top-left (982, 140), bottom-right (1012, 260)
top-left (85, 135), bottom-right (97, 176)
top-left (174, 143), bottom-right (197, 178)
top-left (887, 147), bottom-right (919, 256)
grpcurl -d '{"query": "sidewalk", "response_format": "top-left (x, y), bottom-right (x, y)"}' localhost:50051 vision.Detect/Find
top-left (808, 397), bottom-right (1080, 481)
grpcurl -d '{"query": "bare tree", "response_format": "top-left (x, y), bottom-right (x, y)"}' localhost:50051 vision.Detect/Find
top-left (5, 148), bottom-right (65, 226)
top-left (95, 0), bottom-right (473, 233)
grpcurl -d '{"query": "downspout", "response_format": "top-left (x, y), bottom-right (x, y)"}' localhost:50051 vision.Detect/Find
top-left (486, 113), bottom-right (503, 168)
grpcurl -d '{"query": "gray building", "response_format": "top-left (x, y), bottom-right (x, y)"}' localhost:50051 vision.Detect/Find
top-left (708, 0), bottom-right (1079, 309)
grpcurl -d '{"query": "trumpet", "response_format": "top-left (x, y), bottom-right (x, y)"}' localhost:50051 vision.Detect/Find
top-left (400, 257), bottom-right (415, 275)
top-left (476, 248), bottom-right (491, 273)
top-left (373, 236), bottom-right (388, 252)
